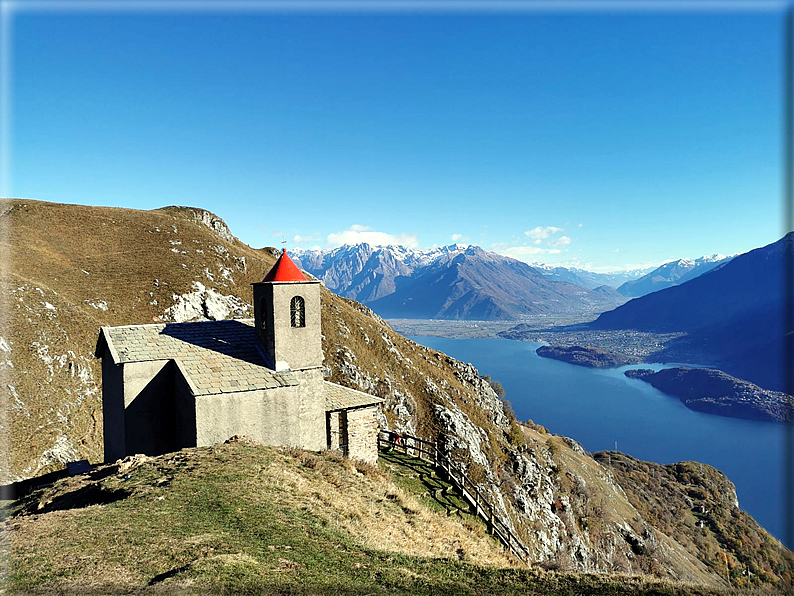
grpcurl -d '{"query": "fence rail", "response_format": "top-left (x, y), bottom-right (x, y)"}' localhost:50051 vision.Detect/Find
top-left (377, 430), bottom-right (532, 565)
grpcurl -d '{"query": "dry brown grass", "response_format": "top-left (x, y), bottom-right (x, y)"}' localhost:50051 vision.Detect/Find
top-left (272, 447), bottom-right (517, 568)
top-left (2, 199), bottom-right (281, 479)
top-left (4, 442), bottom-right (740, 595)
top-left (4, 442), bottom-right (517, 593)
top-left (597, 451), bottom-right (794, 590)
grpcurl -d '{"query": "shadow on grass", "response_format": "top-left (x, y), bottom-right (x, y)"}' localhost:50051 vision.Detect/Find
top-left (378, 449), bottom-right (473, 518)
top-left (148, 563), bottom-right (191, 585)
top-left (16, 484), bottom-right (131, 516)
top-left (0, 468), bottom-right (69, 502)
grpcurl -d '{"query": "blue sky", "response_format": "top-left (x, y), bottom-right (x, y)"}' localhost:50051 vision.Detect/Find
top-left (4, 2), bottom-right (787, 271)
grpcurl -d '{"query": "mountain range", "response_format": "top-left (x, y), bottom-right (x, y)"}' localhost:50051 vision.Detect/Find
top-left (292, 244), bottom-right (629, 320)
top-left (592, 233), bottom-right (792, 393)
top-left (530, 263), bottom-right (652, 290)
top-left (292, 244), bottom-right (739, 319)
top-left (615, 255), bottom-right (732, 297)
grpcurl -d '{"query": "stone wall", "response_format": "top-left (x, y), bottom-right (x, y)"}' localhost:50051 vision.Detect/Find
top-left (253, 280), bottom-right (322, 372)
top-left (173, 362), bottom-right (197, 450)
top-left (193, 367), bottom-right (326, 452)
top-left (345, 406), bottom-right (379, 464)
top-left (327, 411), bottom-right (344, 451)
top-left (122, 360), bottom-right (177, 458)
top-left (294, 367), bottom-right (327, 451)
top-left (101, 357), bottom-right (125, 462)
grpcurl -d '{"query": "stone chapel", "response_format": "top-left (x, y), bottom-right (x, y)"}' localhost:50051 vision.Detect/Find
top-left (95, 249), bottom-right (383, 463)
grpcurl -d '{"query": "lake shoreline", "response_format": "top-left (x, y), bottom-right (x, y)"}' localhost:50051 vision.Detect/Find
top-left (406, 334), bottom-right (787, 547)
top-left (625, 367), bottom-right (793, 423)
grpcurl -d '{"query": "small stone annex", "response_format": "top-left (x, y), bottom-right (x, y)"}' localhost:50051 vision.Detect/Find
top-left (95, 249), bottom-right (383, 463)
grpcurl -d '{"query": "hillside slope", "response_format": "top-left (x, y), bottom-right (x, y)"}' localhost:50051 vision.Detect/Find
top-left (3, 440), bottom-right (729, 595)
top-left (2, 199), bottom-right (791, 590)
top-left (592, 233), bottom-right (792, 392)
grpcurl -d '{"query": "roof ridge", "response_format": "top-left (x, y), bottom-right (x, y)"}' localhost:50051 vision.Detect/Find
top-left (103, 317), bottom-right (255, 331)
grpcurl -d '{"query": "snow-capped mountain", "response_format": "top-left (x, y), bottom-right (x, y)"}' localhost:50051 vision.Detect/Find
top-left (290, 243), bottom-right (472, 303)
top-left (530, 263), bottom-right (653, 290)
top-left (290, 243), bottom-right (627, 320)
top-left (616, 254), bottom-right (733, 298)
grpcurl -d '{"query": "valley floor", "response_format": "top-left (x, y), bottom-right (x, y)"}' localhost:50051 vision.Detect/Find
top-left (390, 317), bottom-right (699, 363)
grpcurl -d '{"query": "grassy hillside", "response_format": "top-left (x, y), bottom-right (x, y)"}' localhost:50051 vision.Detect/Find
top-left (2, 439), bottom-right (730, 595)
top-left (2, 199), bottom-right (791, 591)
top-left (596, 452), bottom-right (793, 589)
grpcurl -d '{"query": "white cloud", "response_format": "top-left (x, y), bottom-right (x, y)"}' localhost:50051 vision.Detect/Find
top-left (492, 243), bottom-right (562, 262)
top-left (547, 235), bottom-right (571, 248)
top-left (575, 260), bottom-right (665, 273)
top-left (612, 248), bottom-right (620, 253)
top-left (451, 233), bottom-right (470, 242)
top-left (292, 234), bottom-right (321, 245)
top-left (524, 226), bottom-right (564, 241)
top-left (577, 223), bottom-right (583, 228)
top-left (498, 226), bottom-right (571, 262)
top-left (325, 225), bottom-right (419, 249)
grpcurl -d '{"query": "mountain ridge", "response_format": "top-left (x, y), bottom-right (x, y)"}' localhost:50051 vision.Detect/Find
top-left (616, 254), bottom-right (733, 298)
top-left (592, 233), bottom-right (792, 392)
top-left (294, 243), bottom-right (628, 320)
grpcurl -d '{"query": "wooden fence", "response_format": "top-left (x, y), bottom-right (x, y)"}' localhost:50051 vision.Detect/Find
top-left (377, 430), bottom-right (532, 565)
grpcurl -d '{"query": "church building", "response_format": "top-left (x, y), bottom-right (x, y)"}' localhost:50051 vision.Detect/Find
top-left (95, 250), bottom-right (383, 463)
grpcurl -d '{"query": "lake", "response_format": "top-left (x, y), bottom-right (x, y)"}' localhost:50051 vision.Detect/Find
top-left (408, 335), bottom-right (790, 548)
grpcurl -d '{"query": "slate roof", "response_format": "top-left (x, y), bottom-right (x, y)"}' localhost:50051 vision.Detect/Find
top-left (96, 319), bottom-right (298, 396)
top-left (324, 381), bottom-right (384, 412)
top-left (96, 319), bottom-right (383, 413)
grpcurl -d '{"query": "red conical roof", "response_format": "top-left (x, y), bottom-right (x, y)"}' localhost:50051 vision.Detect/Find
top-left (263, 249), bottom-right (308, 282)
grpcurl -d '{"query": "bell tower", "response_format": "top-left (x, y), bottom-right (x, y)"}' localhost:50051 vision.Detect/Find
top-left (253, 249), bottom-right (322, 372)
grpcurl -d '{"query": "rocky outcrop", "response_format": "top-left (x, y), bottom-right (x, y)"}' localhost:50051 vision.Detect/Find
top-left (625, 367), bottom-right (793, 422)
top-left (536, 345), bottom-right (640, 368)
top-left (161, 281), bottom-right (251, 323)
top-left (425, 369), bottom-right (721, 581)
top-left (160, 206), bottom-right (237, 244)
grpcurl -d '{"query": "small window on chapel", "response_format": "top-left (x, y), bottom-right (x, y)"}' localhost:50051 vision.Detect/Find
top-left (260, 298), bottom-right (267, 331)
top-left (290, 296), bottom-right (305, 328)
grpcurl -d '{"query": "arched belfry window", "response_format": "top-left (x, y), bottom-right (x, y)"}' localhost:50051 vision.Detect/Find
top-left (290, 296), bottom-right (305, 328)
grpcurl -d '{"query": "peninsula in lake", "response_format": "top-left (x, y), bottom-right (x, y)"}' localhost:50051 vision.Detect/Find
top-left (536, 345), bottom-right (640, 368)
top-left (625, 367), bottom-right (793, 423)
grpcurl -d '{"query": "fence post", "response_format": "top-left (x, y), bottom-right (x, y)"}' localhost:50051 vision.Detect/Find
top-left (377, 429), bottom-right (529, 567)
